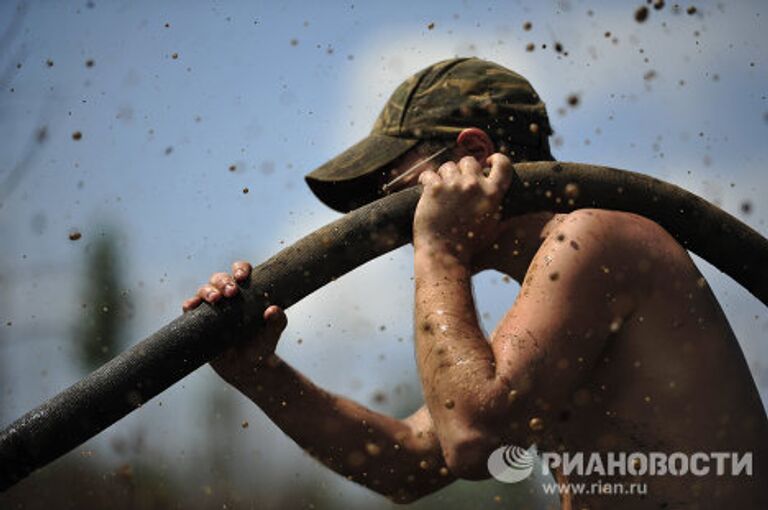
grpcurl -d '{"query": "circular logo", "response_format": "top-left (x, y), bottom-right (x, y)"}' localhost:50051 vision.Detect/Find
top-left (487, 445), bottom-right (535, 483)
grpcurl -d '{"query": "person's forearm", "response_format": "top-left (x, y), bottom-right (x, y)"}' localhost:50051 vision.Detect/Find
top-left (413, 246), bottom-right (501, 437)
top-left (213, 355), bottom-right (451, 502)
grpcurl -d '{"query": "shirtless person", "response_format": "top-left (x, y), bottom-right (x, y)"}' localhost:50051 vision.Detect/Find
top-left (182, 58), bottom-right (768, 508)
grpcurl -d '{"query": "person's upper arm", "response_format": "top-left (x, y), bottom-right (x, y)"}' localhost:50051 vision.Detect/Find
top-left (485, 210), bottom-right (645, 445)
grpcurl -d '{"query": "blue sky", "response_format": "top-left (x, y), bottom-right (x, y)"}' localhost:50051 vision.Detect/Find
top-left (1, 0), bottom-right (766, 506)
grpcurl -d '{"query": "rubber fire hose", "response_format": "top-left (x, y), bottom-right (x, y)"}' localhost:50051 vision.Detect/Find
top-left (1, 161), bottom-right (766, 492)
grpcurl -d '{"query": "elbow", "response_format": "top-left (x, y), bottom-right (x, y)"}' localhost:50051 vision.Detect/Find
top-left (441, 429), bottom-right (497, 480)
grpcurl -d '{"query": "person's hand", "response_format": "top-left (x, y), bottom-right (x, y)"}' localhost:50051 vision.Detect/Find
top-left (182, 261), bottom-right (288, 378)
top-left (413, 153), bottom-right (514, 264)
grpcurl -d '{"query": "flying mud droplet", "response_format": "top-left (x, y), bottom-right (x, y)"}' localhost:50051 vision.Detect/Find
top-left (366, 442), bottom-right (381, 456)
top-left (634, 6), bottom-right (649, 23)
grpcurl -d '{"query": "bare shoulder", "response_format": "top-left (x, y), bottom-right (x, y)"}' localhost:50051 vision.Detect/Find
top-left (527, 208), bottom-right (693, 302)
top-left (551, 208), bottom-right (686, 261)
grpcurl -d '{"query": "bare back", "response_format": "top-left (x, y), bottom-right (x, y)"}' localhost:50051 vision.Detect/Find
top-left (490, 210), bottom-right (768, 509)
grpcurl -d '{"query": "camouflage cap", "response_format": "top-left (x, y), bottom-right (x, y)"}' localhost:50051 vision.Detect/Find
top-left (305, 57), bottom-right (553, 212)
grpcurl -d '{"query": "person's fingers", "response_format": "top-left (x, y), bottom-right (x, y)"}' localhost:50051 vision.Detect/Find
top-left (264, 305), bottom-right (288, 332)
top-left (418, 169), bottom-right (441, 187)
top-left (210, 272), bottom-right (238, 297)
top-left (182, 295), bottom-right (202, 312)
top-left (231, 261), bottom-right (251, 282)
top-left (485, 153), bottom-right (514, 192)
top-left (457, 156), bottom-right (483, 176)
top-left (197, 283), bottom-right (222, 303)
top-left (261, 305), bottom-right (287, 343)
top-left (437, 161), bottom-right (460, 181)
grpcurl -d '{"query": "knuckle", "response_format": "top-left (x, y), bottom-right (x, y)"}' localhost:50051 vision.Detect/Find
top-left (493, 153), bottom-right (511, 166)
top-left (210, 272), bottom-right (229, 284)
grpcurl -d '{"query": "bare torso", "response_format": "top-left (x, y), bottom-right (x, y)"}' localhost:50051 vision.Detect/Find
top-left (487, 210), bottom-right (768, 509)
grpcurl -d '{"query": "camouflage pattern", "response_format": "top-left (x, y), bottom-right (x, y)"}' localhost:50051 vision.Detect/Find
top-left (372, 57), bottom-right (552, 155)
top-left (306, 57), bottom-right (553, 212)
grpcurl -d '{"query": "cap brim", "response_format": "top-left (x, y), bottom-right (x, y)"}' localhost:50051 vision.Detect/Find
top-left (305, 134), bottom-right (419, 213)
